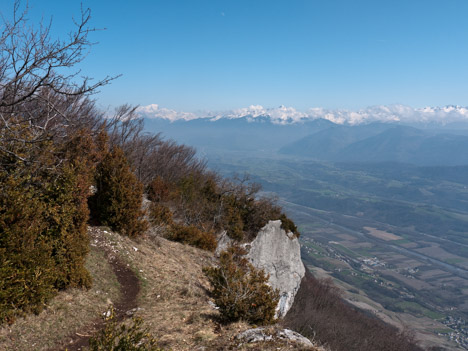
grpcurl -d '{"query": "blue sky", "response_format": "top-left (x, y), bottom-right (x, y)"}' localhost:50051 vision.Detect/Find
top-left (2, 0), bottom-right (468, 115)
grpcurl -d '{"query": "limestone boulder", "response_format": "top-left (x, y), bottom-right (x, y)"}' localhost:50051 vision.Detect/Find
top-left (246, 220), bottom-right (305, 318)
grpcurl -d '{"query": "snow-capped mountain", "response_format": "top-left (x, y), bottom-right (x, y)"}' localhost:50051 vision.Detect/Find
top-left (138, 104), bottom-right (468, 127)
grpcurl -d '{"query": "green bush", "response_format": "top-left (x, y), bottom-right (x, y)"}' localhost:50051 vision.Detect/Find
top-left (203, 246), bottom-right (279, 325)
top-left (168, 224), bottom-right (217, 252)
top-left (92, 146), bottom-right (148, 237)
top-left (155, 170), bottom-right (283, 243)
top-left (279, 213), bottom-right (300, 238)
top-left (89, 307), bottom-right (164, 351)
top-left (222, 204), bottom-right (245, 241)
top-left (0, 133), bottom-right (94, 324)
top-left (221, 192), bottom-right (281, 242)
top-left (0, 172), bottom-right (56, 323)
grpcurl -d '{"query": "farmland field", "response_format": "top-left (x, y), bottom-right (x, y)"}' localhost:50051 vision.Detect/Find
top-left (208, 154), bottom-right (468, 350)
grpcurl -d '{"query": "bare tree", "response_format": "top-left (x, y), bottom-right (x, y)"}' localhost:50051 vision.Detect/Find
top-left (105, 105), bottom-right (207, 185)
top-left (0, 1), bottom-right (116, 165)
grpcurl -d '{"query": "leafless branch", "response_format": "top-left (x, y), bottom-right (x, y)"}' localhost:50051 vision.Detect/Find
top-left (0, 1), bottom-right (116, 166)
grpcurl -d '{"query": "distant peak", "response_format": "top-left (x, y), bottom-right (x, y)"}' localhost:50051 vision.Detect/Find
top-left (137, 104), bottom-right (468, 126)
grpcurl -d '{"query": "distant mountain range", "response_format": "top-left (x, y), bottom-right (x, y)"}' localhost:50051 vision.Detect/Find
top-left (279, 124), bottom-right (468, 166)
top-left (143, 114), bottom-right (468, 166)
top-left (144, 116), bottom-right (335, 153)
top-left (138, 104), bottom-right (468, 126)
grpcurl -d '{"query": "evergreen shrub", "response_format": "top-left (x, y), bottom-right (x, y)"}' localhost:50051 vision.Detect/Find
top-left (149, 203), bottom-right (173, 226)
top-left (0, 133), bottom-right (94, 323)
top-left (203, 246), bottom-right (279, 325)
top-left (92, 146), bottom-right (148, 237)
top-left (168, 224), bottom-right (217, 252)
top-left (279, 213), bottom-right (300, 238)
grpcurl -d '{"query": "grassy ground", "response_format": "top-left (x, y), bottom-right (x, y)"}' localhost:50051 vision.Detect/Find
top-left (0, 235), bottom-right (120, 351)
top-left (0, 226), bottom-right (326, 351)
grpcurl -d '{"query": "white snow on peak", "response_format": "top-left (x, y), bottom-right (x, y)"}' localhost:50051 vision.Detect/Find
top-left (137, 104), bottom-right (198, 121)
top-left (137, 103), bottom-right (468, 125)
top-left (223, 105), bottom-right (309, 124)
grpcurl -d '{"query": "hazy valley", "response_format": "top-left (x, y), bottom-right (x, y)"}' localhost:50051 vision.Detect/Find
top-left (146, 115), bottom-right (468, 350)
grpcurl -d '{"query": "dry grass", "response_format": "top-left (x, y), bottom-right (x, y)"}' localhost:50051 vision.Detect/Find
top-left (0, 237), bottom-right (120, 351)
top-left (0, 226), bottom-right (324, 351)
top-left (99, 229), bottom-right (324, 350)
top-left (99, 229), bottom-right (217, 350)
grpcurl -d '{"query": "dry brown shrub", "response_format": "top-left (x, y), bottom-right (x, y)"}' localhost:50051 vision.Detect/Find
top-left (168, 224), bottom-right (217, 252)
top-left (149, 203), bottom-right (173, 226)
top-left (147, 176), bottom-right (172, 203)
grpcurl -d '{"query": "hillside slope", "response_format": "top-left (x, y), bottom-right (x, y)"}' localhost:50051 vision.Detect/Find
top-left (0, 226), bottom-right (325, 351)
top-left (280, 125), bottom-right (468, 166)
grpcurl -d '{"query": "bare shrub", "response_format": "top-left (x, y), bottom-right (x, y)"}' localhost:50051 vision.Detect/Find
top-left (105, 107), bottom-right (206, 186)
top-left (0, 2), bottom-right (113, 168)
top-left (284, 269), bottom-right (423, 351)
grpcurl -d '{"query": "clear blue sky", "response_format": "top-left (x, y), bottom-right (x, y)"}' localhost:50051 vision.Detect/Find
top-left (2, 0), bottom-right (468, 112)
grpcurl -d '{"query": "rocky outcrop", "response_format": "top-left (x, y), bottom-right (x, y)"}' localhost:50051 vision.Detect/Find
top-left (246, 220), bottom-right (305, 318)
top-left (236, 327), bottom-right (313, 348)
top-left (214, 230), bottom-right (232, 256)
top-left (215, 220), bottom-right (305, 318)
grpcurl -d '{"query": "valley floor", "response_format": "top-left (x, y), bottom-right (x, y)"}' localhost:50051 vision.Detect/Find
top-left (285, 201), bottom-right (468, 351)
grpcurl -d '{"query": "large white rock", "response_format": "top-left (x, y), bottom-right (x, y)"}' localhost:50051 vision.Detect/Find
top-left (214, 230), bottom-right (232, 257)
top-left (246, 220), bottom-right (305, 318)
top-left (236, 327), bottom-right (313, 347)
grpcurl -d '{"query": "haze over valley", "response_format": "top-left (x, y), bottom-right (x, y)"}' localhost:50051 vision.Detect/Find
top-left (144, 112), bottom-right (468, 350)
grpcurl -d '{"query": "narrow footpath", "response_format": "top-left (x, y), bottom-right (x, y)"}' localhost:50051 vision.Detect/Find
top-left (54, 230), bottom-right (140, 351)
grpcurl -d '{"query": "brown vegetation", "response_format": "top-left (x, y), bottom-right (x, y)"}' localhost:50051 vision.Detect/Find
top-left (168, 224), bottom-right (217, 252)
top-left (284, 269), bottom-right (424, 351)
top-left (148, 203), bottom-right (174, 226)
top-left (0, 1), bottom-right (108, 320)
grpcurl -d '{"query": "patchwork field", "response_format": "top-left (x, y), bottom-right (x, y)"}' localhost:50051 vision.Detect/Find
top-left (286, 201), bottom-right (468, 350)
top-left (364, 227), bottom-right (402, 241)
top-left (208, 155), bottom-right (468, 350)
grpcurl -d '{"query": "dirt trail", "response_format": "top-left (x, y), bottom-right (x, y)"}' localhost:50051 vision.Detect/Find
top-left (57, 233), bottom-right (140, 351)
